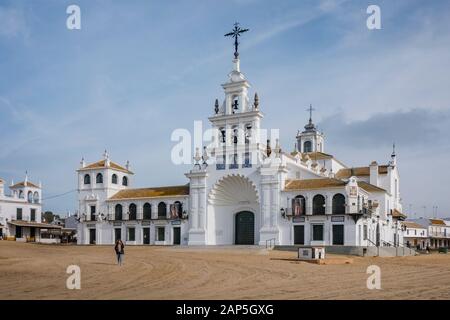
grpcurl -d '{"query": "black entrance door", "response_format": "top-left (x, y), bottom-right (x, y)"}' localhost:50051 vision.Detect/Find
top-left (89, 229), bottom-right (96, 244)
top-left (376, 223), bottom-right (380, 246)
top-left (332, 225), bottom-right (344, 245)
top-left (294, 225), bottom-right (305, 245)
top-left (15, 226), bottom-right (22, 238)
top-left (143, 228), bottom-right (150, 244)
top-left (30, 227), bottom-right (36, 240)
top-left (115, 228), bottom-right (121, 242)
top-left (173, 227), bottom-right (181, 245)
top-left (235, 211), bottom-right (254, 245)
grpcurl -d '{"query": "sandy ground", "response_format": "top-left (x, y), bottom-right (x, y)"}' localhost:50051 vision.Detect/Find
top-left (0, 241), bottom-right (449, 300)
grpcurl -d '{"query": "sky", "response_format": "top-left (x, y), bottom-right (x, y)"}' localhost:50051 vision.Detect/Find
top-left (0, 0), bottom-right (449, 218)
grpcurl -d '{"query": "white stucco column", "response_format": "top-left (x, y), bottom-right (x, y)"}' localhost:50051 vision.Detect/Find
top-left (152, 203), bottom-right (157, 219)
top-left (198, 189), bottom-right (206, 229)
top-left (270, 184), bottom-right (279, 227)
top-left (166, 202), bottom-right (171, 219)
top-left (185, 170), bottom-right (208, 245)
top-left (326, 194), bottom-right (332, 214)
top-left (261, 183), bottom-right (271, 228)
top-left (306, 195), bottom-right (313, 215)
top-left (258, 166), bottom-right (283, 245)
top-left (191, 188), bottom-right (199, 229)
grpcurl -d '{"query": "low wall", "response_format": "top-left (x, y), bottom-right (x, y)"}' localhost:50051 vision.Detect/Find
top-left (39, 238), bottom-right (61, 244)
top-left (274, 245), bottom-right (416, 257)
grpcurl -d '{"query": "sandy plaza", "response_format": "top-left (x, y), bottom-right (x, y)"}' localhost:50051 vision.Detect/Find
top-left (0, 241), bottom-right (449, 300)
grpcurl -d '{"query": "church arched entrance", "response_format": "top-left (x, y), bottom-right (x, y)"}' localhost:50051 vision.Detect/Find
top-left (207, 174), bottom-right (260, 245)
top-left (235, 211), bottom-right (255, 245)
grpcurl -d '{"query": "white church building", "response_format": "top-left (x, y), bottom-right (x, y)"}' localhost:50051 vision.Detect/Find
top-left (77, 46), bottom-right (406, 249)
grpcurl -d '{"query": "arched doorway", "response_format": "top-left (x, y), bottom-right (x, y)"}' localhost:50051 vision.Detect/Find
top-left (235, 211), bottom-right (254, 245)
top-left (208, 174), bottom-right (260, 245)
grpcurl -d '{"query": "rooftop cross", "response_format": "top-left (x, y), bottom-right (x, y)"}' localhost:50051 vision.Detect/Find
top-left (224, 22), bottom-right (249, 59)
top-left (304, 104), bottom-right (317, 131)
top-left (307, 104), bottom-right (315, 123)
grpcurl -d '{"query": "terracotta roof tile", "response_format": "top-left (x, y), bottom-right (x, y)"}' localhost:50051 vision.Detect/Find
top-left (402, 221), bottom-right (427, 229)
top-left (108, 184), bottom-right (190, 200)
top-left (10, 181), bottom-right (40, 189)
top-left (336, 165), bottom-right (389, 179)
top-left (80, 159), bottom-right (133, 174)
top-left (430, 219), bottom-right (446, 226)
top-left (304, 152), bottom-right (334, 160)
top-left (357, 181), bottom-right (386, 193)
top-left (9, 220), bottom-right (61, 229)
top-left (285, 178), bottom-right (346, 190)
top-left (392, 209), bottom-right (407, 220)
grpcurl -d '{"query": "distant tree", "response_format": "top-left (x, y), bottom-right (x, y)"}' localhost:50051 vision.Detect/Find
top-left (42, 211), bottom-right (60, 223)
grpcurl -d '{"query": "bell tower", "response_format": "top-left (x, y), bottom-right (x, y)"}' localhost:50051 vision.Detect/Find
top-left (296, 104), bottom-right (325, 153)
top-left (207, 23), bottom-right (266, 170)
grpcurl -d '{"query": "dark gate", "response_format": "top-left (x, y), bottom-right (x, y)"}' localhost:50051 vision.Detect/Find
top-left (173, 227), bottom-right (181, 245)
top-left (235, 211), bottom-right (254, 245)
top-left (294, 225), bottom-right (305, 245)
top-left (115, 228), bottom-right (121, 242)
top-left (376, 223), bottom-right (380, 247)
top-left (332, 225), bottom-right (344, 245)
top-left (89, 229), bottom-right (96, 244)
top-left (16, 226), bottom-right (22, 238)
top-left (143, 228), bottom-right (150, 244)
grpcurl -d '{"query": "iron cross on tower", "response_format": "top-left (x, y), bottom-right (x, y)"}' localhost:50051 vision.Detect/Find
top-left (224, 22), bottom-right (249, 59)
top-left (307, 104), bottom-right (315, 122)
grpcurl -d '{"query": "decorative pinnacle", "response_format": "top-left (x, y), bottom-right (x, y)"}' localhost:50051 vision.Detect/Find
top-left (214, 99), bottom-right (219, 114)
top-left (266, 139), bottom-right (272, 157)
top-left (254, 93), bottom-right (259, 110)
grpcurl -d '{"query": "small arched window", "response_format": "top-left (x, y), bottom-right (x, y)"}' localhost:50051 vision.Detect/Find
top-left (19, 190), bottom-right (24, 199)
top-left (332, 193), bottom-right (346, 215)
top-left (220, 128), bottom-right (226, 143)
top-left (158, 202), bottom-right (167, 219)
top-left (112, 174), bottom-right (118, 184)
top-left (27, 191), bottom-right (33, 203)
top-left (122, 176), bottom-right (128, 186)
top-left (292, 195), bottom-right (306, 216)
top-left (115, 204), bottom-right (123, 220)
top-left (84, 174), bottom-right (91, 185)
top-left (313, 194), bottom-right (325, 215)
top-left (232, 126), bottom-right (238, 144)
top-left (33, 191), bottom-right (39, 204)
top-left (304, 141), bottom-right (312, 153)
top-left (173, 201), bottom-right (183, 218)
top-left (129, 203), bottom-right (137, 220)
top-left (245, 124), bottom-right (252, 144)
top-left (143, 203), bottom-right (152, 220)
top-left (96, 173), bottom-right (103, 184)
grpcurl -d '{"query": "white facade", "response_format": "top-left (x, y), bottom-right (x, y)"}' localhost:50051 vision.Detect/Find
top-left (0, 175), bottom-right (44, 241)
top-left (76, 153), bottom-right (189, 245)
top-left (76, 55), bottom-right (406, 248)
top-left (408, 218), bottom-right (450, 249)
top-left (402, 221), bottom-right (428, 249)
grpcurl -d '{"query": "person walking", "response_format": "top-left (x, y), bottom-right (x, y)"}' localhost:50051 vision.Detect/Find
top-left (114, 239), bottom-right (124, 266)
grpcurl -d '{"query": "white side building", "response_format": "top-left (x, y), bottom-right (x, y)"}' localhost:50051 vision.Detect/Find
top-left (0, 174), bottom-right (59, 242)
top-left (402, 221), bottom-right (428, 249)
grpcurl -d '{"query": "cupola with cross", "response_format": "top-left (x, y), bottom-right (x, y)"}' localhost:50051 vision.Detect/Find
top-left (296, 105), bottom-right (325, 153)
